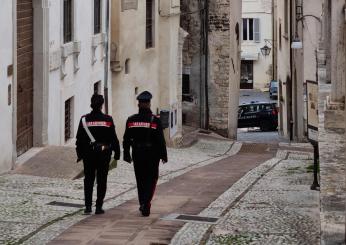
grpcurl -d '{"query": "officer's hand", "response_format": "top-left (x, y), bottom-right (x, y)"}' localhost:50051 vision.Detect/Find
top-left (124, 154), bottom-right (132, 164)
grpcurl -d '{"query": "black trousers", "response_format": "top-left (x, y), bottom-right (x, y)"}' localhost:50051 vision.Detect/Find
top-left (83, 152), bottom-right (111, 208)
top-left (133, 154), bottom-right (159, 208)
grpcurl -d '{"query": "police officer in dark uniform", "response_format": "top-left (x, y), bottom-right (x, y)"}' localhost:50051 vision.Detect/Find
top-left (76, 94), bottom-right (120, 215)
top-left (123, 91), bottom-right (168, 217)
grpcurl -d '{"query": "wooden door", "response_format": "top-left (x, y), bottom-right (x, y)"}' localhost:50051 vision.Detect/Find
top-left (16, 0), bottom-right (34, 156)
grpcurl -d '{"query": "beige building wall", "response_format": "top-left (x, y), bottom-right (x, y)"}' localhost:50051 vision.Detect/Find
top-left (241, 0), bottom-right (273, 90)
top-left (294, 0), bottom-right (323, 140)
top-left (228, 0), bottom-right (242, 139)
top-left (274, 0), bottom-right (291, 137)
top-left (111, 0), bottom-right (182, 145)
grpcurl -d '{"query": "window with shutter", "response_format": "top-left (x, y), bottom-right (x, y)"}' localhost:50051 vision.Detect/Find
top-left (254, 18), bottom-right (260, 42)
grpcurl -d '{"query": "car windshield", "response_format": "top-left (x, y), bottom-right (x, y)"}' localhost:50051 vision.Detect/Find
top-left (270, 81), bottom-right (278, 88)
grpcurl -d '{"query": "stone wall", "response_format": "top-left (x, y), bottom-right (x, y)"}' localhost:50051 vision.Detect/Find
top-left (181, 0), bottom-right (240, 137)
top-left (208, 0), bottom-right (231, 137)
top-left (181, 0), bottom-right (203, 128)
top-left (318, 1), bottom-right (346, 243)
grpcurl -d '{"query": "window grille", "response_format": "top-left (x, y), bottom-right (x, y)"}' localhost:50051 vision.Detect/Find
top-left (146, 0), bottom-right (154, 48)
top-left (65, 98), bottom-right (72, 142)
top-left (63, 0), bottom-right (73, 43)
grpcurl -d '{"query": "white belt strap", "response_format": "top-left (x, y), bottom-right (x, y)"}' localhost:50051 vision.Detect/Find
top-left (82, 117), bottom-right (96, 143)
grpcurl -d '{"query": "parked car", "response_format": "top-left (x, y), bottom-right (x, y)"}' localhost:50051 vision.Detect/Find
top-left (238, 102), bottom-right (278, 131)
top-left (269, 80), bottom-right (278, 99)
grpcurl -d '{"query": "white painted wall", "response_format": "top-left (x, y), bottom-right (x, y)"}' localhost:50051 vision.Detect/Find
top-left (242, 0), bottom-right (272, 90)
top-left (111, 0), bottom-right (181, 145)
top-left (46, 0), bottom-right (109, 146)
top-left (0, 0), bottom-right (15, 173)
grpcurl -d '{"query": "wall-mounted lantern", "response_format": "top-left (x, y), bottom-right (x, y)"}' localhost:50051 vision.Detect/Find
top-left (260, 44), bottom-right (271, 56)
top-left (260, 39), bottom-right (272, 56)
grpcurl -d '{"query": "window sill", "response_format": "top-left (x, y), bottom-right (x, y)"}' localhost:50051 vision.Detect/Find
top-left (92, 33), bottom-right (106, 48)
top-left (61, 41), bottom-right (81, 58)
top-left (145, 46), bottom-right (156, 52)
top-left (61, 41), bottom-right (82, 78)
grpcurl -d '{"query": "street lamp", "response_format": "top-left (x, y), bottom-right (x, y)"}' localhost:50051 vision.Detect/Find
top-left (260, 44), bottom-right (271, 56)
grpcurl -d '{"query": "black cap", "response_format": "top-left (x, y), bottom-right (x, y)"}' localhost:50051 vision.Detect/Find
top-left (91, 94), bottom-right (104, 110)
top-left (136, 91), bottom-right (152, 102)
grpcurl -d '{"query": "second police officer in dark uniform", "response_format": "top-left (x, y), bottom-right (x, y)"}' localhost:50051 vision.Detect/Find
top-left (123, 91), bottom-right (168, 217)
top-left (76, 94), bottom-right (120, 215)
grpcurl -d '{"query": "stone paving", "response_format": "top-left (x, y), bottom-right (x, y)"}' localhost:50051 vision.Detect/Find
top-left (50, 142), bottom-right (271, 245)
top-left (171, 147), bottom-right (320, 245)
top-left (0, 138), bottom-right (234, 245)
top-left (237, 128), bottom-right (288, 144)
top-left (318, 83), bottom-right (346, 245)
top-left (0, 136), bottom-right (322, 245)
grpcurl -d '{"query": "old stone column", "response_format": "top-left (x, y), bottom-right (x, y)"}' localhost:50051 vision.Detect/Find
top-left (208, 0), bottom-right (232, 137)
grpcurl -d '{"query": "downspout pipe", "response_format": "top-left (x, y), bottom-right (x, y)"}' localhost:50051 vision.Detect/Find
top-left (272, 0), bottom-right (275, 80)
top-left (289, 0), bottom-right (294, 141)
top-left (104, 0), bottom-right (110, 114)
top-left (204, 0), bottom-right (209, 129)
top-left (12, 0), bottom-right (17, 169)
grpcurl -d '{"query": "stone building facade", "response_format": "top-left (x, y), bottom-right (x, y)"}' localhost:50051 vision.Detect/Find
top-left (241, 0), bottom-right (273, 90)
top-left (275, 0), bottom-right (346, 243)
top-left (181, 0), bottom-right (241, 138)
top-left (0, 0), bottom-right (110, 173)
top-left (110, 0), bottom-right (182, 146)
top-left (180, 0), bottom-right (204, 129)
top-left (317, 0), bottom-right (346, 243)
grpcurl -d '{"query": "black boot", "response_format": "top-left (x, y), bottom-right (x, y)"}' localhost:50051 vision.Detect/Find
top-left (95, 207), bottom-right (105, 214)
top-left (141, 204), bottom-right (150, 217)
top-left (84, 206), bottom-right (92, 214)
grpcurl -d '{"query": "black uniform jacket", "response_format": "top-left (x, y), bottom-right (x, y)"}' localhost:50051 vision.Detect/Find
top-left (123, 108), bottom-right (167, 162)
top-left (76, 110), bottom-right (120, 160)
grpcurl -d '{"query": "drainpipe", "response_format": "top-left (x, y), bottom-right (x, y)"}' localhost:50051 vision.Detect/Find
top-left (289, 0), bottom-right (294, 141)
top-left (104, 0), bottom-right (110, 114)
top-left (204, 0), bottom-right (209, 129)
top-left (272, 0), bottom-right (275, 80)
top-left (12, 0), bottom-right (17, 169)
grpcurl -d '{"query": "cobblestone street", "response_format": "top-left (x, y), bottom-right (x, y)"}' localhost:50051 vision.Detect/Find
top-left (0, 136), bottom-right (320, 244)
